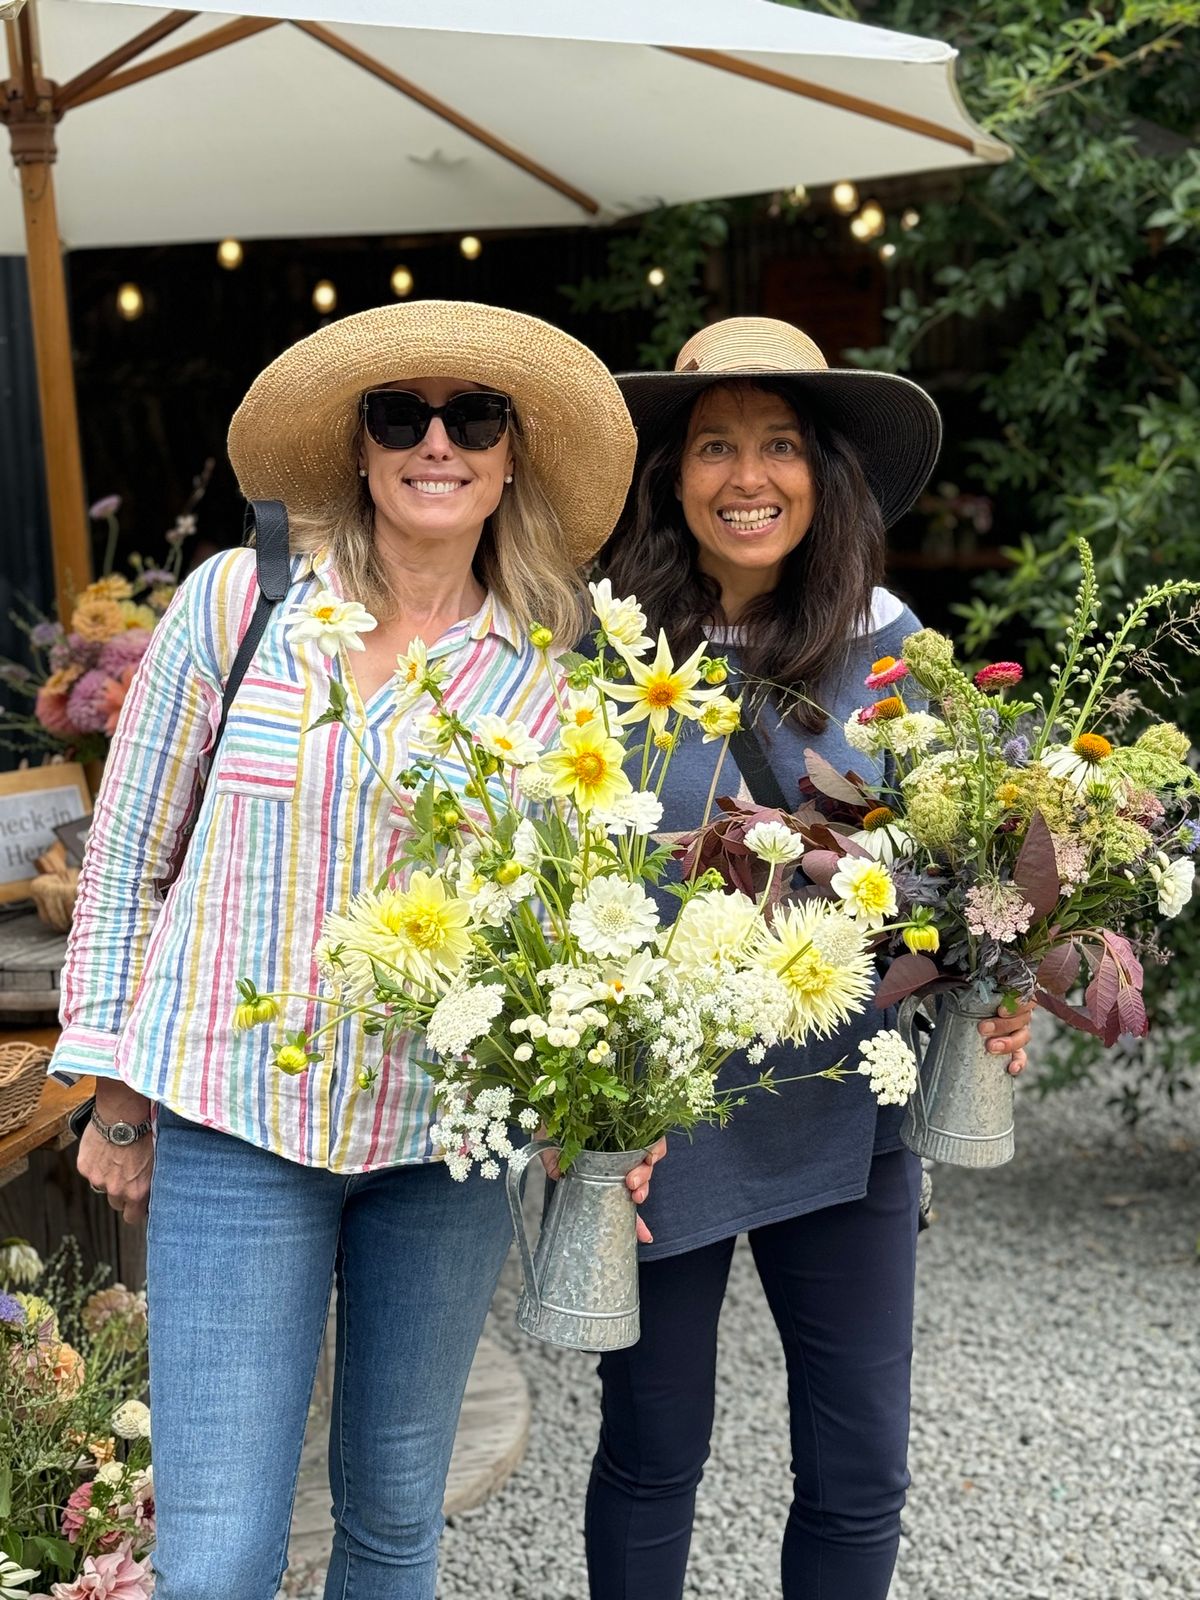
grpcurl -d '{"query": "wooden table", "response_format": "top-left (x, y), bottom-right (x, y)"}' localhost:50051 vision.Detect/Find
top-left (0, 1069), bottom-right (93, 1188)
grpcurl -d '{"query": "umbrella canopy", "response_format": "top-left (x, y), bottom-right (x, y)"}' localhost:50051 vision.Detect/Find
top-left (1, 0), bottom-right (1008, 251)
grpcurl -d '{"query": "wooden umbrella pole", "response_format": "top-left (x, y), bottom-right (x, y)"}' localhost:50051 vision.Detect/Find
top-left (3, 4), bottom-right (91, 619)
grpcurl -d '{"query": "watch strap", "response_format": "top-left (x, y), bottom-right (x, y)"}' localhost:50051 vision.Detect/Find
top-left (90, 1108), bottom-right (153, 1144)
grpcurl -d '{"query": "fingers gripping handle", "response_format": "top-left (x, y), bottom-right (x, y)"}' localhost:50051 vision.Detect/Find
top-left (505, 1139), bottom-right (558, 1320)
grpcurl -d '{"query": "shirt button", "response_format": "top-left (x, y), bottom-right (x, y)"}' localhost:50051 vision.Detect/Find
top-left (342, 774), bottom-right (356, 792)
top-left (334, 843), bottom-right (348, 862)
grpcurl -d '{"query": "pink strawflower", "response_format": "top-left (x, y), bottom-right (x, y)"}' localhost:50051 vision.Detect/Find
top-left (974, 661), bottom-right (1024, 691)
top-left (49, 1540), bottom-right (153, 1599)
top-left (35, 685), bottom-right (80, 737)
top-left (864, 655), bottom-right (909, 689)
top-left (96, 630), bottom-right (150, 678)
top-left (67, 669), bottom-right (115, 735)
top-left (963, 881), bottom-right (1035, 943)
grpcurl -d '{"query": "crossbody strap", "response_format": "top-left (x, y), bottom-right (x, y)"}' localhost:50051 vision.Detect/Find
top-left (728, 720), bottom-right (790, 811)
top-left (211, 499), bottom-right (292, 753)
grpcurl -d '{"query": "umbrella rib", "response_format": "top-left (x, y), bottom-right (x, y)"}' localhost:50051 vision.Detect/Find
top-left (662, 47), bottom-right (978, 156)
top-left (58, 16), bottom-right (282, 113)
top-left (55, 11), bottom-right (197, 113)
top-left (292, 20), bottom-right (599, 217)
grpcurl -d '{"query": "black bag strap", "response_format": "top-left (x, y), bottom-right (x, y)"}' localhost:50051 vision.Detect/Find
top-left (211, 499), bottom-right (292, 753)
top-left (728, 720), bottom-right (790, 811)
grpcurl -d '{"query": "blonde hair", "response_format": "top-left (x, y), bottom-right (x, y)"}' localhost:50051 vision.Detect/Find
top-left (287, 416), bottom-right (588, 642)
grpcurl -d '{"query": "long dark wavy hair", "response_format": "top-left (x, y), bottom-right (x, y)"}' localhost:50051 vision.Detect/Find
top-left (599, 378), bottom-right (886, 734)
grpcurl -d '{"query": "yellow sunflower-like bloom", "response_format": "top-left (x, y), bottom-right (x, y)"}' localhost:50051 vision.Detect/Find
top-left (602, 631), bottom-right (722, 735)
top-left (322, 873), bottom-right (472, 993)
top-left (540, 723), bottom-right (632, 812)
top-left (754, 901), bottom-right (874, 1042)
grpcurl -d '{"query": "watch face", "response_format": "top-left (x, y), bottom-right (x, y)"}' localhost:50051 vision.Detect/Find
top-left (109, 1123), bottom-right (137, 1146)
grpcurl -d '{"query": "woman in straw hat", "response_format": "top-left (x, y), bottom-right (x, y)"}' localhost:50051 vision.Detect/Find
top-left (583, 317), bottom-right (1035, 1599)
top-left (55, 302), bottom-right (657, 1599)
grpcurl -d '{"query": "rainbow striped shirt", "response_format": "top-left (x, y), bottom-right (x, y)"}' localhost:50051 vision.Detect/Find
top-left (52, 546), bottom-right (561, 1171)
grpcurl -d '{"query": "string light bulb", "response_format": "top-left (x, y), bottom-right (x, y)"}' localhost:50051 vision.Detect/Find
top-left (646, 266), bottom-right (666, 288)
top-left (879, 242), bottom-right (897, 261)
top-left (116, 283), bottom-right (144, 321)
top-left (857, 200), bottom-right (886, 239)
top-left (216, 238), bottom-right (243, 270)
top-left (459, 235), bottom-right (482, 260)
top-left (831, 181), bottom-right (859, 214)
top-left (850, 216), bottom-right (873, 241)
top-left (390, 265), bottom-right (415, 297)
top-left (312, 279), bottom-right (337, 314)
top-left (901, 208), bottom-right (921, 231)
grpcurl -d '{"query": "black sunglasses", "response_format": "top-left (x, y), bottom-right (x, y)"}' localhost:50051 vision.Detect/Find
top-left (361, 388), bottom-right (511, 453)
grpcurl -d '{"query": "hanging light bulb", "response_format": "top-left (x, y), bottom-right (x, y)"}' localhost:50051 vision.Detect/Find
top-left (216, 238), bottom-right (244, 270)
top-left (646, 266), bottom-right (667, 288)
top-left (116, 283), bottom-right (144, 321)
top-left (879, 242), bottom-right (897, 261)
top-left (459, 235), bottom-right (482, 261)
top-left (312, 279), bottom-right (338, 314)
top-left (831, 181), bottom-right (859, 214)
top-left (390, 265), bottom-right (415, 297)
top-left (901, 208), bottom-right (921, 231)
top-left (857, 200), bottom-right (886, 239)
top-left (850, 216), bottom-right (873, 241)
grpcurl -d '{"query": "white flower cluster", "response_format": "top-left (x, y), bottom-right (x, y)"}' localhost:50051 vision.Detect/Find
top-left (426, 980), bottom-right (506, 1058)
top-left (844, 708), bottom-right (944, 759)
top-left (856, 1029), bottom-right (918, 1106)
top-left (431, 1084), bottom-right (534, 1181)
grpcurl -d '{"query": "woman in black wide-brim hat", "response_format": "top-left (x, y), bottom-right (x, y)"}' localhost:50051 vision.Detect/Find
top-left (584, 318), bottom-right (1035, 1600)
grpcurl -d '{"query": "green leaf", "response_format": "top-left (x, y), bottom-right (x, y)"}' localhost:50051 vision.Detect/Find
top-left (307, 678), bottom-right (349, 731)
top-left (0, 1463), bottom-right (9, 1518)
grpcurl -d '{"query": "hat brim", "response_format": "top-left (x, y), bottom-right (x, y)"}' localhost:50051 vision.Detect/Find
top-left (229, 302), bottom-right (637, 565)
top-left (616, 368), bottom-right (941, 529)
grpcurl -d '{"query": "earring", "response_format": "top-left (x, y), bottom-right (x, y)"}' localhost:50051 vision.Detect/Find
top-left (504, 474), bottom-right (514, 485)
top-left (358, 468), bottom-right (368, 477)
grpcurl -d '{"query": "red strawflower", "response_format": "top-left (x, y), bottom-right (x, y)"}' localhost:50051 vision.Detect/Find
top-left (974, 661), bottom-right (1023, 691)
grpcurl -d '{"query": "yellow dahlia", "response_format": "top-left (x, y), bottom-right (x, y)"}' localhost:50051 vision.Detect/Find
top-left (540, 723), bottom-right (632, 812)
top-left (755, 902), bottom-right (873, 1041)
top-left (602, 630), bottom-right (722, 734)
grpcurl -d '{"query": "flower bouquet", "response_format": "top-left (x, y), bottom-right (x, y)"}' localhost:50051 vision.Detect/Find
top-left (0, 1239), bottom-right (153, 1600)
top-left (778, 540), bottom-right (1200, 1166)
top-left (0, 468), bottom-right (211, 766)
top-left (238, 582), bottom-right (918, 1349)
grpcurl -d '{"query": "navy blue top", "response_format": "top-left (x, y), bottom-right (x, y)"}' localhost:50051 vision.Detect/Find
top-left (636, 591), bottom-right (920, 1261)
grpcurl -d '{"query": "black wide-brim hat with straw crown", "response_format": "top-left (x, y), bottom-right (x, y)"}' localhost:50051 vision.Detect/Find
top-left (617, 316), bottom-right (942, 529)
top-left (229, 301), bottom-right (637, 563)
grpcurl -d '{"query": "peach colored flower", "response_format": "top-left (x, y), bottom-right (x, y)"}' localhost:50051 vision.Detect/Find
top-left (101, 668), bottom-right (137, 736)
top-left (44, 664), bottom-right (83, 697)
top-left (80, 575), bottom-right (132, 605)
top-left (49, 1340), bottom-right (86, 1397)
top-left (35, 685), bottom-right (79, 737)
top-left (70, 598), bottom-right (125, 644)
top-left (49, 1539), bottom-right (152, 1596)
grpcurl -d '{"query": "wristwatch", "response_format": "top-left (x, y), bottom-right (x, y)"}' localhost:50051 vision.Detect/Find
top-left (90, 1107), bottom-right (153, 1146)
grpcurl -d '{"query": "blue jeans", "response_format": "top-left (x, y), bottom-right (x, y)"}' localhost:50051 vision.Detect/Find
top-left (147, 1105), bottom-right (513, 1600)
top-left (586, 1149), bottom-right (921, 1600)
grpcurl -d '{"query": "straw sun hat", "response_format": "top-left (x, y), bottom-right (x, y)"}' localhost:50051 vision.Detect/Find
top-left (228, 301), bottom-right (637, 563)
top-left (617, 317), bottom-right (942, 529)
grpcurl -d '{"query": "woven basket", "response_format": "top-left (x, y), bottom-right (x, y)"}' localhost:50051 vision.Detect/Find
top-left (0, 1042), bottom-right (52, 1137)
top-left (29, 869), bottom-right (79, 933)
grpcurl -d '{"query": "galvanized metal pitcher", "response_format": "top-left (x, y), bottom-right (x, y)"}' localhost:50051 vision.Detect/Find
top-left (897, 987), bottom-right (1015, 1168)
top-left (505, 1140), bottom-right (645, 1352)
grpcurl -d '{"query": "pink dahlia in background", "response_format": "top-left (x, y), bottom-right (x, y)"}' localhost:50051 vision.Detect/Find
top-left (96, 630), bottom-right (150, 678)
top-left (974, 661), bottom-right (1023, 691)
top-left (35, 685), bottom-right (79, 738)
top-left (48, 1541), bottom-right (153, 1599)
top-left (50, 633), bottom-right (100, 675)
top-left (67, 669), bottom-right (115, 735)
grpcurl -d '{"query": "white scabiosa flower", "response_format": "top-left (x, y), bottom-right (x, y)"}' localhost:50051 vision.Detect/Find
top-left (744, 820), bottom-right (804, 865)
top-left (569, 877), bottom-right (660, 958)
top-left (286, 591), bottom-right (377, 657)
top-left (1148, 854), bottom-right (1196, 919)
top-left (517, 762), bottom-right (558, 803)
top-left (857, 1030), bottom-right (918, 1106)
top-left (594, 789), bottom-right (664, 837)
top-left (476, 712), bottom-right (542, 767)
top-left (829, 856), bottom-right (899, 930)
top-left (588, 578), bottom-right (654, 654)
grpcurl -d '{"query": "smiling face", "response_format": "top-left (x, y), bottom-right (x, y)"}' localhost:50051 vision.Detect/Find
top-left (359, 376), bottom-right (513, 550)
top-left (677, 382), bottom-right (816, 603)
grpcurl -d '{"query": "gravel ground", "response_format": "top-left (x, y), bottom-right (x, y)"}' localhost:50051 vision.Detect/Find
top-left (432, 1058), bottom-right (1197, 1600)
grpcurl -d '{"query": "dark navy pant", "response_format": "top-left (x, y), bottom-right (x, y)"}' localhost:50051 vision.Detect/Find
top-left (586, 1149), bottom-right (921, 1600)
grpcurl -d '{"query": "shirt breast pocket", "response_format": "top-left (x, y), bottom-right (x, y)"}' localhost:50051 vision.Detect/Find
top-left (211, 676), bottom-right (308, 800)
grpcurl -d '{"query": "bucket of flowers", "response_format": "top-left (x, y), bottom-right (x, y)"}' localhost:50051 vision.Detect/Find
top-left (0, 466), bottom-right (211, 769)
top-left (236, 582), bottom-right (919, 1351)
top-left (782, 540), bottom-right (1199, 1167)
top-left (0, 1238), bottom-right (153, 1599)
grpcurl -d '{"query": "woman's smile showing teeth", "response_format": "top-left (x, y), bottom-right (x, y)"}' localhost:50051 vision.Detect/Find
top-left (718, 504), bottom-right (782, 532)
top-left (405, 478), bottom-right (467, 495)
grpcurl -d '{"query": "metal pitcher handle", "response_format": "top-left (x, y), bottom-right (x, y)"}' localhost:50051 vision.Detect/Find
top-left (505, 1139), bottom-right (558, 1320)
top-left (896, 992), bottom-right (926, 1056)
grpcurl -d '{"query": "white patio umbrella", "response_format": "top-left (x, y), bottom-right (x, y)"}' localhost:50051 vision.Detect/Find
top-left (1, 0), bottom-right (1008, 606)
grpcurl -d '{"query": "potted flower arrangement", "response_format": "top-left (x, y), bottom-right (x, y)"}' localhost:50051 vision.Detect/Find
top-left (236, 581), bottom-right (919, 1351)
top-left (777, 540), bottom-right (1200, 1166)
top-left (0, 466), bottom-right (211, 767)
top-left (0, 1238), bottom-right (153, 1599)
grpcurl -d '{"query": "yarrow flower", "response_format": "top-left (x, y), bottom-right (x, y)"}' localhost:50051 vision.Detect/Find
top-left (974, 661), bottom-right (1023, 691)
top-left (865, 655), bottom-right (909, 689)
top-left (857, 1030), bottom-right (918, 1106)
top-left (963, 881), bottom-right (1035, 943)
top-left (287, 591), bottom-right (377, 657)
top-left (426, 982), bottom-right (506, 1058)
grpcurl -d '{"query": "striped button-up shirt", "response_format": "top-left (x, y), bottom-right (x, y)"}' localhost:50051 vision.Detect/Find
top-left (52, 546), bottom-right (561, 1171)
